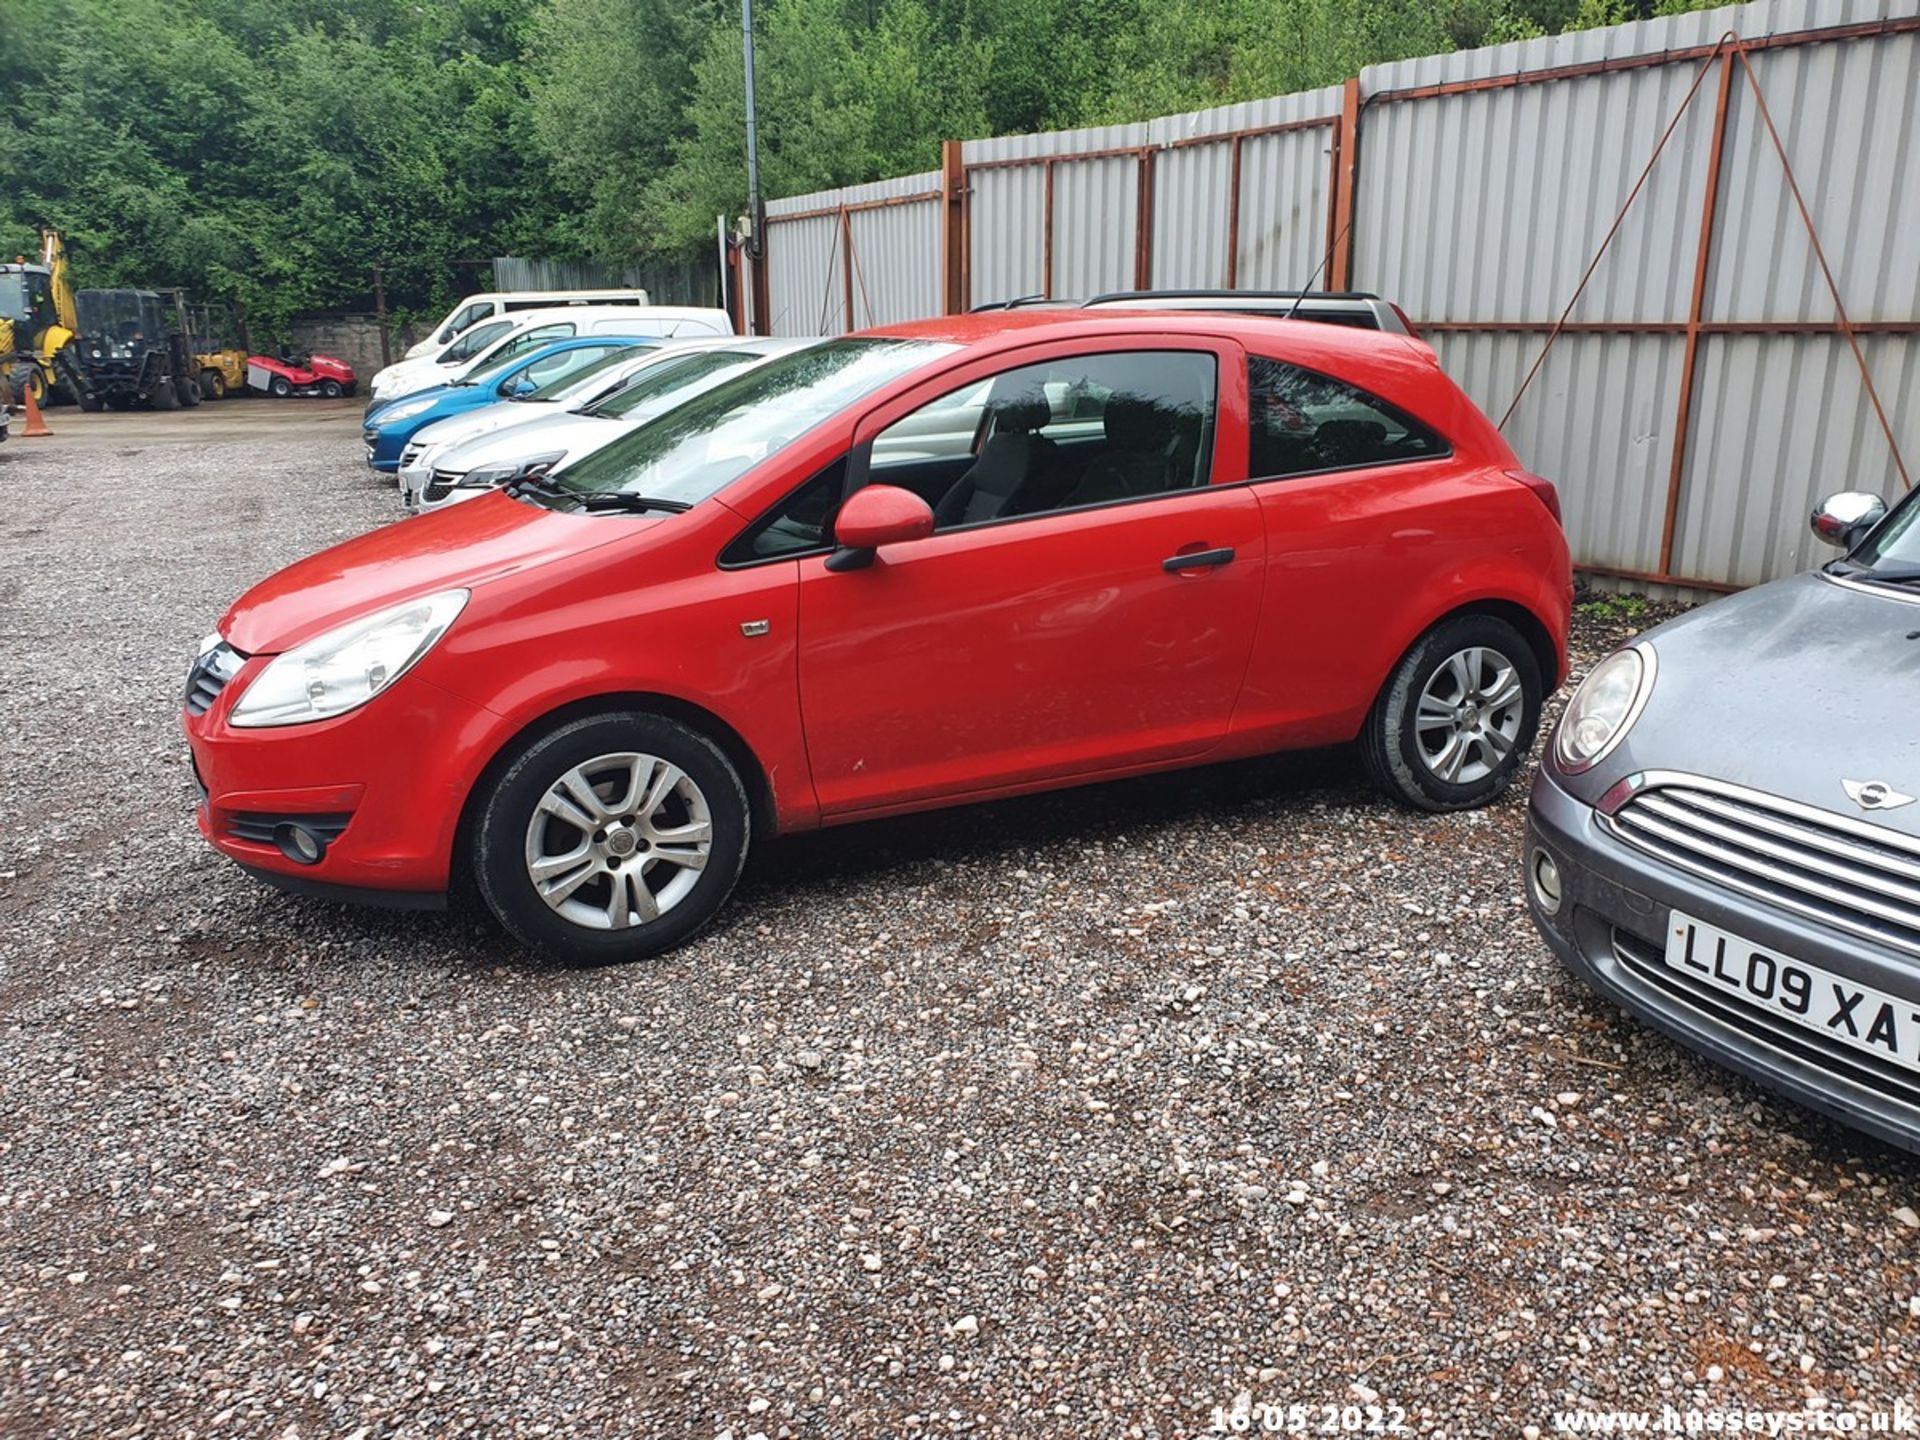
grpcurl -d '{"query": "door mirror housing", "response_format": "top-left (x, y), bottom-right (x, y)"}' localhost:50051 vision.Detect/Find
top-left (506, 377), bottom-right (538, 398)
top-left (825, 484), bottom-right (935, 572)
top-left (1810, 491), bottom-right (1887, 549)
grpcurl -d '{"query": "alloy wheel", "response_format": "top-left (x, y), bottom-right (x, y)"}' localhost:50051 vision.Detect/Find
top-left (522, 751), bottom-right (713, 930)
top-left (1412, 645), bottom-right (1524, 785)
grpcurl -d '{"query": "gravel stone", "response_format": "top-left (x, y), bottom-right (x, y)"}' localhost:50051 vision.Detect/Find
top-left (1, 410), bottom-right (1917, 1436)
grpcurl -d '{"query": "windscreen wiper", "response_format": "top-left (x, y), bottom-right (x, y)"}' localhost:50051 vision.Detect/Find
top-left (1829, 559), bottom-right (1920, 586)
top-left (505, 474), bottom-right (567, 499)
top-left (575, 492), bottom-right (691, 513)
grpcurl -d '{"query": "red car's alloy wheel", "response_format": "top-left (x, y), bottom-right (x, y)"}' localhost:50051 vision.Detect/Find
top-left (474, 712), bottom-right (750, 964)
top-left (1362, 614), bottom-right (1544, 813)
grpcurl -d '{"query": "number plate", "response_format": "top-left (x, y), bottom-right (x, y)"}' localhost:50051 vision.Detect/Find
top-left (1664, 912), bottom-right (1920, 1075)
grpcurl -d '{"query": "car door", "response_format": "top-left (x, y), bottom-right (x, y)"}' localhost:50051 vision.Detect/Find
top-left (793, 338), bottom-right (1264, 818)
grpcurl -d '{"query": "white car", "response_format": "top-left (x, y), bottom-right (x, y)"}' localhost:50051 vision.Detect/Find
top-left (404, 288), bottom-right (652, 360)
top-left (367, 305), bottom-right (733, 409)
top-left (392, 342), bottom-right (690, 496)
top-left (402, 338), bottom-right (811, 514)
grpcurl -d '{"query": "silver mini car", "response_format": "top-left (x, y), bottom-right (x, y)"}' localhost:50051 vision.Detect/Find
top-left (1527, 489), bottom-right (1920, 1151)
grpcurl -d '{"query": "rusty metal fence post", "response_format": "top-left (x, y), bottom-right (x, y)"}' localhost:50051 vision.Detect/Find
top-left (941, 140), bottom-right (968, 314)
top-left (1659, 44), bottom-right (1737, 576)
top-left (1328, 78), bottom-right (1361, 290)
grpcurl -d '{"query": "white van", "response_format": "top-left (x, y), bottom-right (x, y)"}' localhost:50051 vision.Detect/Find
top-left (369, 305), bottom-right (735, 407)
top-left (405, 289), bottom-right (654, 359)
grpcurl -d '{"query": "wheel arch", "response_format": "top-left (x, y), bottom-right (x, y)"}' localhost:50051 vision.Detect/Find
top-left (1441, 597), bottom-right (1563, 690)
top-left (1361, 594), bottom-right (1564, 738)
top-left (450, 690), bottom-right (778, 889)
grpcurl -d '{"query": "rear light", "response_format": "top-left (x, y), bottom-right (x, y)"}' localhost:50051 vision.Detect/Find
top-left (1389, 303), bottom-right (1422, 339)
top-left (1506, 467), bottom-right (1562, 525)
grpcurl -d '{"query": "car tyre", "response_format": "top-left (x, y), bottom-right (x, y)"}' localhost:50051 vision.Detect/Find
top-left (474, 712), bottom-right (751, 964)
top-left (1361, 613), bottom-right (1543, 813)
top-left (178, 373), bottom-right (202, 407)
top-left (320, 379), bottom-right (343, 398)
top-left (269, 375), bottom-right (292, 398)
top-left (202, 369), bottom-right (226, 400)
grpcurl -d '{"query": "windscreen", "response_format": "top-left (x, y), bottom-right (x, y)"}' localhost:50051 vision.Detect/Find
top-left (522, 344), bottom-right (655, 402)
top-left (1851, 495), bottom-right (1920, 574)
top-left (76, 291), bottom-right (162, 356)
top-left (440, 318), bottom-right (512, 363)
top-left (586, 350), bottom-right (762, 420)
top-left (549, 339), bottom-right (953, 507)
top-left (464, 343), bottom-right (563, 390)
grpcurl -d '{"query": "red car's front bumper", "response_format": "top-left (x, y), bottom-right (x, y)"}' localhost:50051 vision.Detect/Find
top-left (184, 654), bottom-right (502, 904)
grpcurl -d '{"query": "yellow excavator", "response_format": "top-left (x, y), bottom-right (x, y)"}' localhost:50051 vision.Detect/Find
top-left (0, 229), bottom-right (79, 406)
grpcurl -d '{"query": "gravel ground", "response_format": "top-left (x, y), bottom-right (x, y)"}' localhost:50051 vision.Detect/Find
top-left (1, 412), bottom-right (1916, 1439)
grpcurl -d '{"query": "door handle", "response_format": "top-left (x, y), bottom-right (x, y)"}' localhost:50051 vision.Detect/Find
top-left (1162, 546), bottom-right (1235, 574)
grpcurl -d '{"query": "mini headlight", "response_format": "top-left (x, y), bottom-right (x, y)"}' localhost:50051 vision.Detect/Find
top-left (228, 589), bottom-right (468, 728)
top-left (1554, 643), bottom-right (1656, 773)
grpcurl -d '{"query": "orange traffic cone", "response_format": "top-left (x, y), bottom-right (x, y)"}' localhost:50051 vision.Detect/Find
top-left (20, 379), bottom-right (52, 437)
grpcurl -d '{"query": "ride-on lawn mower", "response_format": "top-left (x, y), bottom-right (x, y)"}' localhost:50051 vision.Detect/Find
top-left (247, 349), bottom-right (355, 398)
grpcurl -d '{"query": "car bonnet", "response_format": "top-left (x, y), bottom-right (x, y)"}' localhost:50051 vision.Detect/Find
top-left (432, 410), bottom-right (619, 477)
top-left (219, 493), bottom-right (643, 656)
top-left (1597, 572), bottom-right (1920, 836)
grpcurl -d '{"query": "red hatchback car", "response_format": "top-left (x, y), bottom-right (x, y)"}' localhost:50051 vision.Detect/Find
top-left (184, 312), bottom-right (1571, 962)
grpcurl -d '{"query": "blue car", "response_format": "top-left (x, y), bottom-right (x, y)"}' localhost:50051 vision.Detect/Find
top-left (361, 337), bottom-right (651, 472)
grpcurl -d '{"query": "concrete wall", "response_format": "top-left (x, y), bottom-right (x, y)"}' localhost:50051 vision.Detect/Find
top-left (286, 313), bottom-right (414, 386)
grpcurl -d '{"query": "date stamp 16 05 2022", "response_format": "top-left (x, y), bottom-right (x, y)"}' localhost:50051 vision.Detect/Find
top-left (1207, 1398), bottom-right (1411, 1435)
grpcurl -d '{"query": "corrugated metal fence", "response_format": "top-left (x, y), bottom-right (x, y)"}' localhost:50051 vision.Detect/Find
top-left (744, 0), bottom-right (1920, 593)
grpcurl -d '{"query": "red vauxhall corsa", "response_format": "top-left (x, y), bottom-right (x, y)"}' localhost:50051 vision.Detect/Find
top-left (184, 312), bottom-right (1572, 962)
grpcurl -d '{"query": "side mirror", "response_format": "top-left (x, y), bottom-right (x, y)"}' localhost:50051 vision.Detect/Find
top-left (825, 484), bottom-right (934, 572)
top-left (1810, 491), bottom-right (1886, 549)
top-left (507, 378), bottom-right (537, 397)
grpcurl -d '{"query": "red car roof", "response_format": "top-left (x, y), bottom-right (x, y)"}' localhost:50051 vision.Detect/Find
top-left (864, 307), bottom-right (1436, 374)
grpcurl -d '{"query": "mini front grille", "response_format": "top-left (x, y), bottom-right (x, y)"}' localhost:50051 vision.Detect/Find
top-left (1604, 778), bottom-right (1920, 958)
top-left (1611, 926), bottom-right (1920, 1112)
top-left (227, 812), bottom-right (353, 846)
top-left (184, 642), bottom-right (247, 716)
top-left (424, 469), bottom-right (461, 502)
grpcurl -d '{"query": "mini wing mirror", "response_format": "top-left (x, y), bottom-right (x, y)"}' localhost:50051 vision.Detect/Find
top-left (1810, 491), bottom-right (1887, 549)
top-left (825, 484), bottom-right (934, 572)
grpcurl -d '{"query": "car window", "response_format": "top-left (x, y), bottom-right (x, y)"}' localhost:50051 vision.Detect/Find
top-left (720, 459), bottom-right (849, 565)
top-left (505, 345), bottom-right (626, 395)
top-left (442, 318), bottom-right (512, 363)
top-left (438, 301), bottom-right (492, 343)
top-left (487, 325), bottom-right (575, 368)
top-left (1247, 356), bottom-right (1445, 480)
top-left (871, 351), bottom-right (1217, 532)
top-left (871, 379), bottom-right (992, 465)
top-left (528, 345), bottom-right (656, 403)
